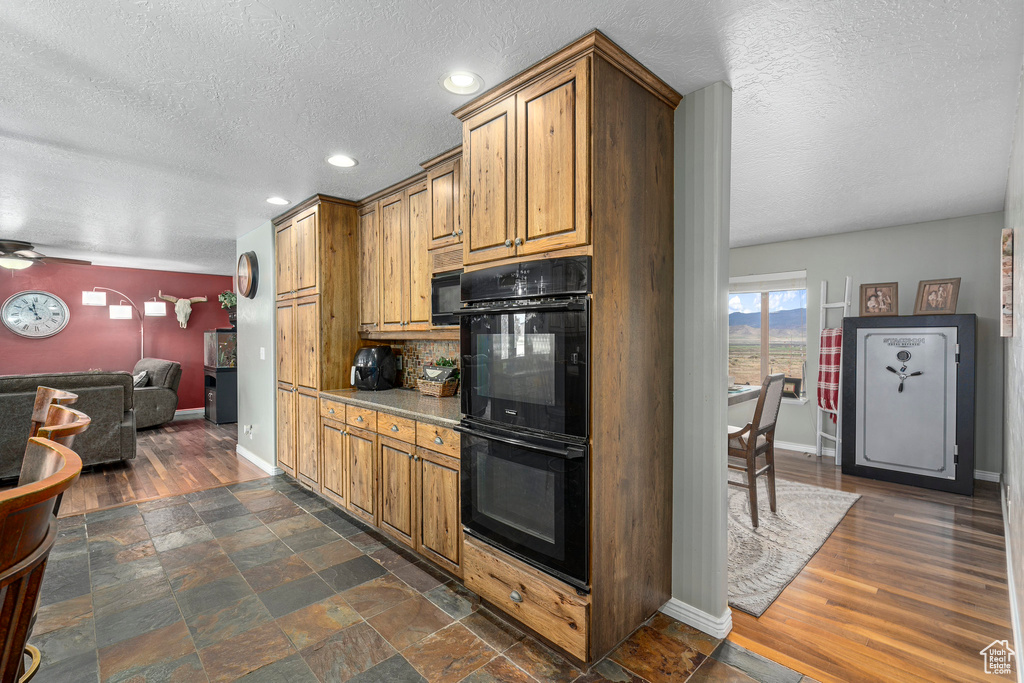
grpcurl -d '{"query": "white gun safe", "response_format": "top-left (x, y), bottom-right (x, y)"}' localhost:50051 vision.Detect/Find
top-left (841, 315), bottom-right (975, 495)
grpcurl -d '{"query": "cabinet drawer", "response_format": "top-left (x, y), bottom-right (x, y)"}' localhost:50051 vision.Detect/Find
top-left (416, 423), bottom-right (460, 459)
top-left (346, 405), bottom-right (377, 431)
top-left (320, 398), bottom-right (345, 421)
top-left (377, 413), bottom-right (417, 443)
top-left (463, 536), bottom-right (588, 660)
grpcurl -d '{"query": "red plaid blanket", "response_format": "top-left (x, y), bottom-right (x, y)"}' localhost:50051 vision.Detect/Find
top-left (817, 328), bottom-right (842, 422)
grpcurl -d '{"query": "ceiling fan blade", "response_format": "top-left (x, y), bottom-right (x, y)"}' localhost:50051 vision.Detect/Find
top-left (13, 249), bottom-right (46, 259)
top-left (38, 256), bottom-right (92, 266)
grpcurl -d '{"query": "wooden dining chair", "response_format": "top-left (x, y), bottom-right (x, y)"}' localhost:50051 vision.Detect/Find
top-left (0, 438), bottom-right (82, 683)
top-left (728, 373), bottom-right (786, 528)
top-left (28, 388), bottom-right (77, 438)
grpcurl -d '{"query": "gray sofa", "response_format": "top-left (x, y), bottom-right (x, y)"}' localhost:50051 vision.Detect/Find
top-left (133, 358), bottom-right (182, 429)
top-left (0, 371), bottom-right (136, 480)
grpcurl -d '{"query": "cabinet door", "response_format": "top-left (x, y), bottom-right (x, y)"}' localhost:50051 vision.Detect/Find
top-left (296, 391), bottom-right (319, 485)
top-left (358, 203), bottom-right (380, 331)
top-left (294, 208), bottom-right (319, 295)
top-left (516, 57), bottom-right (590, 256)
top-left (346, 426), bottom-right (378, 525)
top-left (417, 448), bottom-right (461, 575)
top-left (276, 385), bottom-right (295, 476)
top-left (428, 158), bottom-right (461, 249)
top-left (276, 221), bottom-right (296, 298)
top-left (463, 98), bottom-right (516, 266)
top-left (380, 192), bottom-right (406, 331)
top-left (276, 300), bottom-right (295, 386)
top-left (406, 181), bottom-right (432, 330)
top-left (294, 296), bottom-right (319, 392)
top-left (321, 419), bottom-right (347, 507)
top-left (379, 436), bottom-right (416, 548)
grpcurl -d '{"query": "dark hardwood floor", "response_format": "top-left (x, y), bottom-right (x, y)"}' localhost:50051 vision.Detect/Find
top-left (730, 449), bottom-right (1014, 682)
top-left (57, 417), bottom-right (268, 518)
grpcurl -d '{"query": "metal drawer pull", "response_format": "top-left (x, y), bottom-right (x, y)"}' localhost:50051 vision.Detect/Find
top-left (328, 408), bottom-right (335, 414)
top-left (356, 416), bottom-right (364, 422)
top-left (509, 590), bottom-right (523, 603)
top-left (434, 436), bottom-right (443, 445)
top-left (391, 425), bottom-right (399, 432)
top-left (504, 239), bottom-right (512, 247)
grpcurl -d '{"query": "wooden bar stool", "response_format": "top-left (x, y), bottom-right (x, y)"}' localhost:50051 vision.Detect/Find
top-left (28, 388), bottom-right (77, 438)
top-left (34, 406), bottom-right (90, 518)
top-left (727, 373), bottom-right (785, 528)
top-left (0, 438), bottom-right (82, 682)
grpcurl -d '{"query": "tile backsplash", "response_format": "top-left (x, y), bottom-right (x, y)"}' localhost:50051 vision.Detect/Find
top-left (393, 340), bottom-right (460, 389)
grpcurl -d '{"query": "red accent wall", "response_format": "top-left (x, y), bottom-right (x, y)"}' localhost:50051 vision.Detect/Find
top-left (0, 263), bottom-right (232, 410)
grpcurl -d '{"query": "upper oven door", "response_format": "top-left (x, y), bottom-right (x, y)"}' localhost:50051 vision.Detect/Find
top-left (460, 298), bottom-right (588, 438)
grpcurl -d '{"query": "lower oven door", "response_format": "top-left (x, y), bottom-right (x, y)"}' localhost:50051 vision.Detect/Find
top-left (459, 421), bottom-right (588, 589)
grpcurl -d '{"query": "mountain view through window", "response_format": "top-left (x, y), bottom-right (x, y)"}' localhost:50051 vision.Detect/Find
top-left (728, 289), bottom-right (807, 388)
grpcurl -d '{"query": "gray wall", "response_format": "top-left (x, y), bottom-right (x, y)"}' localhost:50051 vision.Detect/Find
top-left (235, 221), bottom-right (277, 468)
top-left (1001, 62), bottom-right (1023, 668)
top-left (672, 81), bottom-right (732, 632)
top-left (728, 212), bottom-right (1005, 475)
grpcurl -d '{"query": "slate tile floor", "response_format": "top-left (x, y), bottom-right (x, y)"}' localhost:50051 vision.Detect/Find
top-left (32, 476), bottom-right (811, 682)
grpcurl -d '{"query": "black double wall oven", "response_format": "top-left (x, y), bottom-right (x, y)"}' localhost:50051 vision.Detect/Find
top-left (458, 256), bottom-right (591, 590)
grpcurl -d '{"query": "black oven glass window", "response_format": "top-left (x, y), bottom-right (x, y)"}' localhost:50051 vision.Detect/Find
top-left (477, 453), bottom-right (557, 544)
top-left (479, 313), bottom-right (557, 406)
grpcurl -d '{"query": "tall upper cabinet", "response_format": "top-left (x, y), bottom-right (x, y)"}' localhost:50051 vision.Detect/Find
top-left (275, 195), bottom-right (360, 484)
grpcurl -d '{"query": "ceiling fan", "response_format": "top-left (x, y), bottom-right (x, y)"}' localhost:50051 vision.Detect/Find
top-left (0, 240), bottom-right (92, 270)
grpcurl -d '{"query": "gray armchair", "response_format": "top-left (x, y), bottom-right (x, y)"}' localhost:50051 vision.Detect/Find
top-left (133, 359), bottom-right (182, 429)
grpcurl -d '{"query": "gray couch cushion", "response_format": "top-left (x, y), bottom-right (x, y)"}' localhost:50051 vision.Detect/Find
top-left (133, 359), bottom-right (182, 392)
top-left (0, 372), bottom-right (134, 411)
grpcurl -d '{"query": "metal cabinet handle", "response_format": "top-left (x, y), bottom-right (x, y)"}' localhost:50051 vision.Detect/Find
top-left (509, 590), bottom-right (523, 603)
top-left (514, 237), bottom-right (522, 246)
top-left (458, 229), bottom-right (463, 236)
top-left (434, 436), bottom-right (443, 445)
top-left (452, 229), bottom-right (458, 237)
top-left (504, 239), bottom-right (512, 247)
top-left (328, 408), bottom-right (335, 414)
top-left (391, 425), bottom-right (399, 432)
top-left (356, 416), bottom-right (364, 422)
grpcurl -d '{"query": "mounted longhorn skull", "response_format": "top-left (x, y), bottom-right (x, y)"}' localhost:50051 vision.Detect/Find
top-left (158, 291), bottom-right (208, 328)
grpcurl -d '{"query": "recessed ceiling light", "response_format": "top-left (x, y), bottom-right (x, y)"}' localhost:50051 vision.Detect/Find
top-left (441, 71), bottom-right (483, 95)
top-left (326, 154), bottom-right (358, 168)
top-left (266, 197), bottom-right (289, 205)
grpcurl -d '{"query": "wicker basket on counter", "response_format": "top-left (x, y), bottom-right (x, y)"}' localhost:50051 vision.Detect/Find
top-left (417, 377), bottom-right (459, 398)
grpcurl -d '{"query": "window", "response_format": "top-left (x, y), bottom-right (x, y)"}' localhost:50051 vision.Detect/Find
top-left (728, 271), bottom-right (807, 395)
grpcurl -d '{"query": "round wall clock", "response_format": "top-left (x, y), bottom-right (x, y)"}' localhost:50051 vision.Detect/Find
top-left (2, 290), bottom-right (70, 338)
top-left (236, 251), bottom-right (259, 299)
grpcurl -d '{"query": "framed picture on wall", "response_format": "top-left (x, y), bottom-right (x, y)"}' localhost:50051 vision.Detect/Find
top-left (782, 377), bottom-right (802, 399)
top-left (859, 282), bottom-right (898, 316)
top-left (1002, 228), bottom-right (1013, 337)
top-left (913, 277), bottom-right (961, 315)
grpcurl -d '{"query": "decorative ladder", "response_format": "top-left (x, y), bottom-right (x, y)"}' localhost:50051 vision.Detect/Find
top-left (817, 276), bottom-right (851, 464)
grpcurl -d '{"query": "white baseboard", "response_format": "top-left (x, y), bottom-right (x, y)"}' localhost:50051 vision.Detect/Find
top-left (173, 408), bottom-right (204, 419)
top-left (660, 597), bottom-right (732, 638)
top-left (1000, 482), bottom-right (1023, 683)
top-left (236, 444), bottom-right (283, 476)
top-left (774, 440), bottom-right (1000, 483)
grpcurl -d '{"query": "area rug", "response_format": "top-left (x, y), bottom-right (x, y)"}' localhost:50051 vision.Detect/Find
top-left (728, 476), bottom-right (860, 616)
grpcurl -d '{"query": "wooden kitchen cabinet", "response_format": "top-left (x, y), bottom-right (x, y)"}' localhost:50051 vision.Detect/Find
top-left (406, 181), bottom-right (432, 330)
top-left (273, 195), bottom-right (360, 481)
top-left (516, 58), bottom-right (590, 256)
top-left (276, 385), bottom-right (295, 477)
top-left (345, 426), bottom-right (378, 526)
top-left (380, 191), bottom-right (405, 332)
top-left (379, 436), bottom-right (417, 548)
top-left (427, 156), bottom-right (462, 250)
top-left (357, 203), bottom-right (380, 332)
top-left (417, 447), bottom-right (461, 576)
top-left (320, 418), bottom-right (347, 508)
top-left (462, 98), bottom-right (516, 266)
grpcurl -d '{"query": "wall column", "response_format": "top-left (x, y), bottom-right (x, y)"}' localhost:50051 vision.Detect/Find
top-left (667, 81), bottom-right (732, 637)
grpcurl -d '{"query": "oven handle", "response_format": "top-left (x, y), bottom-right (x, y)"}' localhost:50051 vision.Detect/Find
top-left (454, 424), bottom-right (585, 459)
top-left (457, 299), bottom-right (587, 315)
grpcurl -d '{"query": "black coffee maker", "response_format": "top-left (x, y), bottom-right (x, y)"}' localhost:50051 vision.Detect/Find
top-left (351, 345), bottom-right (397, 391)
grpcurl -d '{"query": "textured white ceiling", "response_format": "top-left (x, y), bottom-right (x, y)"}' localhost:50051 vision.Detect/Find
top-left (1, 0), bottom-right (1021, 273)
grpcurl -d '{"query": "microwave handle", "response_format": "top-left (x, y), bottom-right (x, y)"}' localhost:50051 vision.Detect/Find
top-left (457, 300), bottom-right (587, 316)
top-left (454, 424), bottom-right (585, 459)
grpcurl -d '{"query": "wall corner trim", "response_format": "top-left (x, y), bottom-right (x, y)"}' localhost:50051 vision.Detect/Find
top-left (1000, 482), bottom-right (1023, 683)
top-left (236, 444), bottom-right (283, 476)
top-left (660, 598), bottom-right (733, 638)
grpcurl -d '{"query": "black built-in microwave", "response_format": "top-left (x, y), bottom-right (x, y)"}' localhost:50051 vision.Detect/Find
top-left (431, 271), bottom-right (462, 326)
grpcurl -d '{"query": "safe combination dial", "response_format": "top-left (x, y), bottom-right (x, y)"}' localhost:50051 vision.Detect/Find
top-left (886, 350), bottom-right (922, 393)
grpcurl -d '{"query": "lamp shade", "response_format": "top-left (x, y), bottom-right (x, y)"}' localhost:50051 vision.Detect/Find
top-left (108, 305), bottom-right (133, 320)
top-left (144, 300), bottom-right (167, 316)
top-left (82, 290), bottom-right (107, 306)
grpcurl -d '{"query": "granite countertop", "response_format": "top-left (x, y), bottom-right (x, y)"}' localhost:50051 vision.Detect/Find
top-left (319, 388), bottom-right (461, 428)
